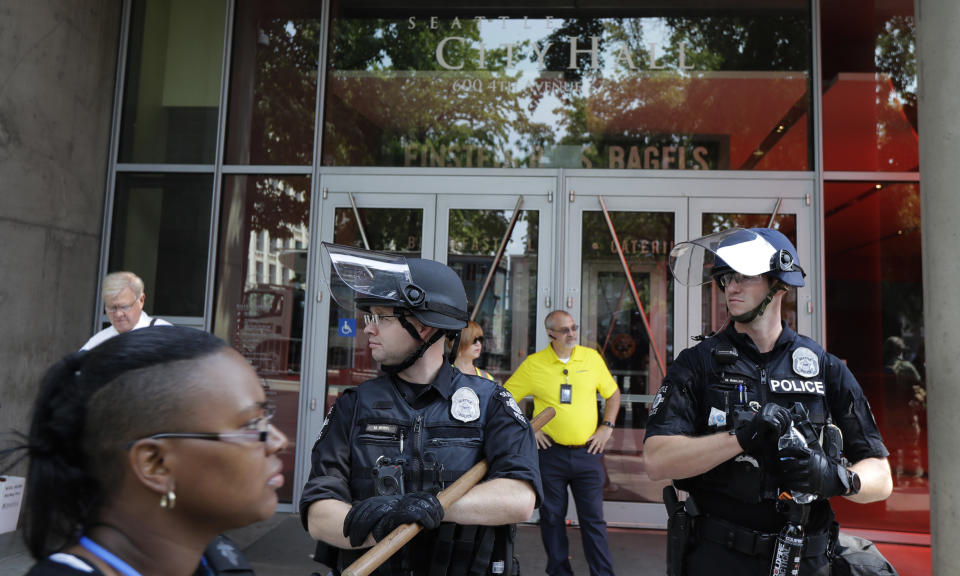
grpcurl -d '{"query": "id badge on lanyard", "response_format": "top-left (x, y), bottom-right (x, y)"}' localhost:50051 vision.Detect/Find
top-left (560, 368), bottom-right (571, 404)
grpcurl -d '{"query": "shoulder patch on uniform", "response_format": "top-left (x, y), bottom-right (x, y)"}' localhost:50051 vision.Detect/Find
top-left (451, 386), bottom-right (481, 422)
top-left (649, 384), bottom-right (669, 416)
top-left (792, 347), bottom-right (820, 378)
top-left (497, 389), bottom-right (528, 427)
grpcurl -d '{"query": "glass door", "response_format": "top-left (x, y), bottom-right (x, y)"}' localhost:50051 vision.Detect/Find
top-left (688, 196), bottom-right (815, 341)
top-left (437, 191), bottom-right (554, 382)
top-left (562, 175), bottom-right (815, 528)
top-left (297, 173), bottom-right (556, 502)
top-left (565, 177), bottom-right (684, 528)
top-left (297, 179), bottom-right (435, 498)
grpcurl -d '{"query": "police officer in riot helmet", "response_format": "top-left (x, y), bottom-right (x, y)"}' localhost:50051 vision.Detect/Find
top-left (644, 228), bottom-right (892, 575)
top-left (300, 244), bottom-right (541, 576)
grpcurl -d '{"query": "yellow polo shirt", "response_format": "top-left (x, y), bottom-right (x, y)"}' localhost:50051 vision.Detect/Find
top-left (505, 344), bottom-right (618, 446)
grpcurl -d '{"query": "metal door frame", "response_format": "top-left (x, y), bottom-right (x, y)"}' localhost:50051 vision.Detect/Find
top-left (560, 172), bottom-right (816, 529)
top-left (296, 170), bottom-right (817, 525)
top-left (296, 171), bottom-right (557, 504)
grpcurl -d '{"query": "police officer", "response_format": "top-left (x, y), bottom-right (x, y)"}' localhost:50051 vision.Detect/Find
top-left (300, 244), bottom-right (542, 576)
top-left (644, 228), bottom-right (892, 575)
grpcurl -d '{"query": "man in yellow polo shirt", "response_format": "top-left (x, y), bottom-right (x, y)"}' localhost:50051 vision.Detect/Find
top-left (506, 310), bottom-right (621, 576)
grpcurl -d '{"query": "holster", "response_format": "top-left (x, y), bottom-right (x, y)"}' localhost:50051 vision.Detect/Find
top-left (663, 485), bottom-right (697, 576)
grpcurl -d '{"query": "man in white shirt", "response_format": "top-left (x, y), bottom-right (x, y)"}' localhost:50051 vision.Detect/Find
top-left (81, 271), bottom-right (172, 351)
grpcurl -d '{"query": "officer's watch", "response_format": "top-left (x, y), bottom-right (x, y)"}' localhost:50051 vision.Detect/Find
top-left (602, 420), bottom-right (615, 429)
top-left (840, 468), bottom-right (861, 496)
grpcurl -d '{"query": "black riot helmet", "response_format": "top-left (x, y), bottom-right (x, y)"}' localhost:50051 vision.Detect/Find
top-left (670, 227), bottom-right (806, 326)
top-left (354, 258), bottom-right (469, 331)
top-left (322, 243), bottom-right (468, 372)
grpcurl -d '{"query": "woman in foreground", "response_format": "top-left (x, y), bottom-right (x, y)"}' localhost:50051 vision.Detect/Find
top-left (2, 326), bottom-right (287, 576)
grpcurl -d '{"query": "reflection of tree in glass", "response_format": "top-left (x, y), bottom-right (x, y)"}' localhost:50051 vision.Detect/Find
top-left (551, 15), bottom-right (810, 169)
top-left (251, 19), bottom-right (322, 164)
top-left (324, 18), bottom-right (544, 168)
top-left (333, 208), bottom-right (423, 255)
top-left (448, 210), bottom-right (509, 256)
top-left (663, 16), bottom-right (810, 71)
top-left (875, 15), bottom-right (917, 130)
top-left (248, 177), bottom-right (310, 240)
top-left (534, 18), bottom-right (608, 84)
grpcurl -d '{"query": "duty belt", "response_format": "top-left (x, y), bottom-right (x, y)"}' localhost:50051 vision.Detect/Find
top-left (697, 515), bottom-right (832, 559)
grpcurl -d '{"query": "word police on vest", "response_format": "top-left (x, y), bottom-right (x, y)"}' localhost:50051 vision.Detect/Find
top-left (769, 379), bottom-right (826, 395)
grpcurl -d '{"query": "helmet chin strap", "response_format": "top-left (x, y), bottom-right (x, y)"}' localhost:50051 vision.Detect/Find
top-left (380, 312), bottom-right (448, 375)
top-left (729, 279), bottom-right (786, 324)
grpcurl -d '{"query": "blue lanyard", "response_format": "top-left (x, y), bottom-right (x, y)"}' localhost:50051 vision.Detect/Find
top-left (78, 535), bottom-right (214, 576)
top-left (79, 536), bottom-right (142, 576)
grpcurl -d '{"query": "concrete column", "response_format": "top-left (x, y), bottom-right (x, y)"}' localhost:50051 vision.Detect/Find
top-left (0, 0), bottom-right (121, 472)
top-left (917, 0), bottom-right (960, 572)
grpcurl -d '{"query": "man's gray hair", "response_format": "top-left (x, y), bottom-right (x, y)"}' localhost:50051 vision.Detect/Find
top-left (102, 271), bottom-right (144, 301)
top-left (544, 310), bottom-right (572, 330)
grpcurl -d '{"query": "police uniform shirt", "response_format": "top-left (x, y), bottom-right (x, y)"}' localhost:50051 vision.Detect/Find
top-left (644, 322), bottom-right (888, 533)
top-left (300, 361), bottom-right (543, 522)
top-left (505, 345), bottom-right (619, 446)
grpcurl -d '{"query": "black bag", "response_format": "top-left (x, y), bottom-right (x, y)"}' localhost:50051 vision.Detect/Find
top-left (200, 535), bottom-right (256, 576)
top-left (831, 532), bottom-right (898, 576)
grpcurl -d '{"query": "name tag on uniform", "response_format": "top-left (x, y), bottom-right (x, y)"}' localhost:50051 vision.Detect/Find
top-left (769, 379), bottom-right (826, 396)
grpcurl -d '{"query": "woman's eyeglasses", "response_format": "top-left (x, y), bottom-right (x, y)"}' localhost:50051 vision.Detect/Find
top-left (131, 403), bottom-right (279, 445)
top-left (473, 336), bottom-right (484, 345)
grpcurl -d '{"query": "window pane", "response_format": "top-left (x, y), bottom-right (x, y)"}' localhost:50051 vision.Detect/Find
top-left (821, 0), bottom-right (918, 171)
top-left (212, 175), bottom-right (311, 504)
top-left (323, 4), bottom-right (812, 170)
top-left (825, 181), bottom-right (926, 532)
top-left (324, 207), bottom-right (424, 405)
top-left (700, 213), bottom-right (798, 336)
top-left (446, 209), bottom-right (540, 377)
top-left (109, 173), bottom-right (212, 316)
top-left (119, 0), bottom-right (226, 164)
top-left (225, 0), bottom-right (322, 165)
top-left (581, 210), bottom-right (674, 503)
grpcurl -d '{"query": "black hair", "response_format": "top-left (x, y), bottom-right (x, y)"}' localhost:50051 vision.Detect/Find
top-left (0, 326), bottom-right (227, 559)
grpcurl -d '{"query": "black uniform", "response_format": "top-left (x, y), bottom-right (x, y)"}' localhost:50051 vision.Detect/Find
top-left (300, 362), bottom-right (542, 576)
top-left (645, 323), bottom-right (888, 575)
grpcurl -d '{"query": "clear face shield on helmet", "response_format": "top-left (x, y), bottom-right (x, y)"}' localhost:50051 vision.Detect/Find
top-left (320, 242), bottom-right (425, 313)
top-left (668, 228), bottom-right (789, 286)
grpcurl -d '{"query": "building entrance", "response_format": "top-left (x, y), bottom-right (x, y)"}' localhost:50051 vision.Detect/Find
top-left (297, 170), bottom-right (815, 528)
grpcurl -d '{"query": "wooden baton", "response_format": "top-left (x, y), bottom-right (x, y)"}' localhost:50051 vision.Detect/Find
top-left (341, 406), bottom-right (556, 576)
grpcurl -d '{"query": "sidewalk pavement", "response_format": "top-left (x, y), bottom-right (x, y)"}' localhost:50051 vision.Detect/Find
top-left (0, 513), bottom-right (667, 576)
top-left (1, 512), bottom-right (930, 575)
top-left (236, 515), bottom-right (667, 576)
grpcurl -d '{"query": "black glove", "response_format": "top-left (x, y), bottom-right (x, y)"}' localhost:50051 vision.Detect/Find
top-left (371, 492), bottom-right (445, 541)
top-left (343, 495), bottom-right (401, 547)
top-left (778, 445), bottom-right (851, 499)
top-left (734, 403), bottom-right (792, 453)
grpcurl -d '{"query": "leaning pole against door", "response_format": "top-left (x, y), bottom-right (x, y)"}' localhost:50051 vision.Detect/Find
top-left (348, 192), bottom-right (372, 250)
top-left (341, 406), bottom-right (556, 576)
top-left (470, 196), bottom-right (524, 321)
top-left (597, 195), bottom-right (667, 379)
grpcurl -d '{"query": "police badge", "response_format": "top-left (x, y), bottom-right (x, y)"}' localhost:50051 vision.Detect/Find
top-left (792, 347), bottom-right (820, 378)
top-left (451, 387), bottom-right (481, 422)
